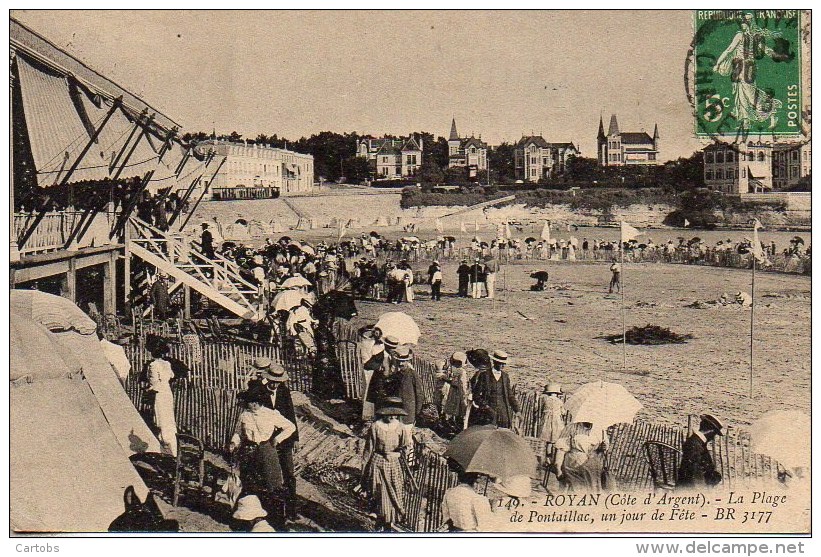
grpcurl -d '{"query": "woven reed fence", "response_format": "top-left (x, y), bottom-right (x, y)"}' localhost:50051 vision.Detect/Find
top-left (396, 439), bottom-right (458, 532)
top-left (124, 340), bottom-right (313, 450)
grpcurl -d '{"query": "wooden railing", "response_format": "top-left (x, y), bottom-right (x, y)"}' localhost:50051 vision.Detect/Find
top-left (13, 211), bottom-right (84, 254)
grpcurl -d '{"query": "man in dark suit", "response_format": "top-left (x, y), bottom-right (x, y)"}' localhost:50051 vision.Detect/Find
top-left (247, 357), bottom-right (299, 520)
top-left (677, 414), bottom-right (724, 489)
top-left (364, 335), bottom-right (400, 410)
top-left (469, 350), bottom-right (520, 429)
top-left (456, 260), bottom-right (471, 298)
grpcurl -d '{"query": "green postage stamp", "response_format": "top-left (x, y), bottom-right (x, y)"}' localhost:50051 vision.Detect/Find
top-left (693, 10), bottom-right (802, 138)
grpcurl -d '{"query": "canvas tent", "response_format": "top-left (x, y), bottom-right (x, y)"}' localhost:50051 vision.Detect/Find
top-left (10, 290), bottom-right (161, 532)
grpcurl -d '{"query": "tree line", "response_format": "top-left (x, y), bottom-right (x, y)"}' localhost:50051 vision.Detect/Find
top-left (181, 130), bottom-right (707, 191)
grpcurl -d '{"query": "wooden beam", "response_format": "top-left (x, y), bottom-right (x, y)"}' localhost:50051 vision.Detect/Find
top-left (179, 156), bottom-right (226, 231)
top-left (110, 170), bottom-right (153, 239)
top-left (64, 257), bottom-right (77, 303)
top-left (108, 108), bottom-right (147, 174)
top-left (157, 128), bottom-right (178, 162)
top-left (167, 174), bottom-right (201, 227)
top-left (112, 113), bottom-right (155, 181)
top-left (183, 283), bottom-right (191, 319)
top-left (103, 249), bottom-right (116, 315)
top-left (58, 96), bottom-right (123, 188)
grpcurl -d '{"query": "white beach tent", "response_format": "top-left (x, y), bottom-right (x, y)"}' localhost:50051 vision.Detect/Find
top-left (10, 290), bottom-right (160, 532)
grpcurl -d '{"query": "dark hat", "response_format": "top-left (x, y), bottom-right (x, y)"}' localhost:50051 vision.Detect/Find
top-left (383, 335), bottom-right (400, 349)
top-left (699, 414), bottom-right (724, 436)
top-left (146, 334), bottom-right (170, 358)
top-left (376, 396), bottom-right (408, 417)
top-left (238, 383), bottom-right (270, 405)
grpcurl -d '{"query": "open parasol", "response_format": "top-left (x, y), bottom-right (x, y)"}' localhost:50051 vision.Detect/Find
top-left (564, 380), bottom-right (642, 430)
top-left (748, 410), bottom-right (810, 469)
top-left (281, 275), bottom-right (312, 289)
top-left (792, 236), bottom-right (805, 245)
top-left (273, 290), bottom-right (309, 312)
top-left (374, 311), bottom-right (421, 345)
top-left (444, 425), bottom-right (537, 480)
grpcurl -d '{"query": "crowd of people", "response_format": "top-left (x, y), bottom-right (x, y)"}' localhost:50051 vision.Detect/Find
top-left (130, 221), bottom-right (807, 532)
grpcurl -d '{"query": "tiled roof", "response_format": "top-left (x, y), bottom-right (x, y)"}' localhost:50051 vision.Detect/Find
top-left (516, 135), bottom-right (550, 148)
top-left (620, 132), bottom-right (654, 145)
top-left (402, 136), bottom-right (421, 151)
top-left (548, 142), bottom-right (577, 150)
top-left (462, 137), bottom-right (487, 149)
top-left (376, 143), bottom-right (401, 156)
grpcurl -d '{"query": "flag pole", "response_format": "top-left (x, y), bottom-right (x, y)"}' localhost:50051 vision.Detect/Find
top-left (750, 251), bottom-right (755, 398)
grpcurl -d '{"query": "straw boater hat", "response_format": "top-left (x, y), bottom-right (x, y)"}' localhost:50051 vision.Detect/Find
top-left (393, 345), bottom-right (413, 362)
top-left (252, 357), bottom-right (289, 384)
top-left (382, 335), bottom-right (401, 350)
top-left (253, 254), bottom-right (264, 265)
top-left (490, 350), bottom-right (509, 364)
top-left (450, 351), bottom-right (468, 366)
top-left (543, 382), bottom-right (563, 395)
top-left (233, 495), bottom-right (268, 521)
top-left (699, 414), bottom-right (725, 436)
top-left (376, 396), bottom-right (408, 417)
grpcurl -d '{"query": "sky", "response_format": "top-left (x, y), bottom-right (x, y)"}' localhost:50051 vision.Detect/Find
top-left (13, 10), bottom-right (706, 161)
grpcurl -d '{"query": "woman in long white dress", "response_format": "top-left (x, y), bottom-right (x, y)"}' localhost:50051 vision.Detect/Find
top-left (146, 340), bottom-right (178, 458)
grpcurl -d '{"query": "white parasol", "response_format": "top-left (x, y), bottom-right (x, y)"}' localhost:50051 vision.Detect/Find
top-left (748, 410), bottom-right (810, 469)
top-left (281, 275), bottom-right (312, 289)
top-left (273, 290), bottom-right (309, 312)
top-left (374, 311), bottom-right (421, 345)
top-left (564, 380), bottom-right (642, 430)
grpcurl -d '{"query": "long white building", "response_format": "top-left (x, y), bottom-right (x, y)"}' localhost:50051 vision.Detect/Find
top-left (196, 140), bottom-right (314, 199)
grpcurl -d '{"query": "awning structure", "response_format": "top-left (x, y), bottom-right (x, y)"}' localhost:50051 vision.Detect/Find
top-left (11, 18), bottom-right (208, 192)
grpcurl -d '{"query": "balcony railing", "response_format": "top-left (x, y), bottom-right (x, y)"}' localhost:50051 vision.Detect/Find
top-left (13, 210), bottom-right (117, 256)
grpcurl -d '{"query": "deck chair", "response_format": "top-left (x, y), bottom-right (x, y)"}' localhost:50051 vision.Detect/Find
top-left (173, 434), bottom-right (206, 507)
top-left (644, 440), bottom-right (682, 492)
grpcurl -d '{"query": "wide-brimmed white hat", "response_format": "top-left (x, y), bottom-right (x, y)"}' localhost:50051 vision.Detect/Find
top-left (233, 495), bottom-right (267, 521)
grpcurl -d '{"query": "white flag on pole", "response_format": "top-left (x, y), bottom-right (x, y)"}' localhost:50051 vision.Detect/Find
top-left (505, 222), bottom-right (513, 240)
top-left (460, 221), bottom-right (467, 233)
top-left (435, 218), bottom-right (444, 233)
top-left (338, 222), bottom-right (346, 241)
top-left (751, 219), bottom-right (766, 262)
top-left (620, 221), bottom-right (642, 243)
top-left (540, 222), bottom-right (551, 243)
top-left (474, 220), bottom-right (479, 232)
top-left (684, 218), bottom-right (690, 227)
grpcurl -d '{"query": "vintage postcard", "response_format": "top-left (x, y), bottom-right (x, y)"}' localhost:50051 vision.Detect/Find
top-left (7, 9), bottom-right (812, 539)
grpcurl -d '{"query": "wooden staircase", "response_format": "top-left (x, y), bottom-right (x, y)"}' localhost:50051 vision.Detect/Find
top-left (128, 217), bottom-right (260, 320)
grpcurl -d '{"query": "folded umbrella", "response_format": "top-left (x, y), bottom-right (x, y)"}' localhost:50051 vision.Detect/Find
top-left (748, 410), bottom-right (810, 469)
top-left (374, 311), bottom-right (421, 345)
top-left (564, 380), bottom-right (642, 430)
top-left (444, 425), bottom-right (536, 480)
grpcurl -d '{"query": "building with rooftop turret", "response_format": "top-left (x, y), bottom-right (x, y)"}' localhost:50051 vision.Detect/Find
top-left (447, 118), bottom-right (488, 177)
top-left (597, 114), bottom-right (659, 166)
